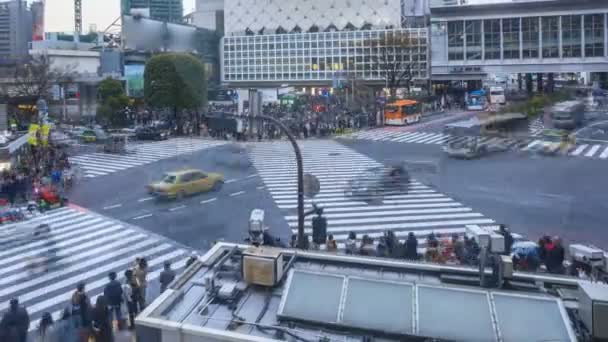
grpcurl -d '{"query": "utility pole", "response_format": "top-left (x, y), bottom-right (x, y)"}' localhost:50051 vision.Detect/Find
top-left (223, 111), bottom-right (306, 248)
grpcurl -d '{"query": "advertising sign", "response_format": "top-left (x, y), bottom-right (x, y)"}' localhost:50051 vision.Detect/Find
top-left (28, 124), bottom-right (40, 146)
top-left (125, 64), bottom-right (145, 98)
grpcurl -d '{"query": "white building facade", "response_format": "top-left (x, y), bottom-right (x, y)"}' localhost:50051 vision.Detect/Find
top-left (220, 0), bottom-right (429, 87)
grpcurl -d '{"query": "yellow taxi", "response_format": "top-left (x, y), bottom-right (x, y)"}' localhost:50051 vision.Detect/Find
top-left (147, 169), bottom-right (224, 199)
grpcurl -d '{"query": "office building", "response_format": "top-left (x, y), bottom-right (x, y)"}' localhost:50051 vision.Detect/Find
top-left (188, 0), bottom-right (224, 33)
top-left (0, 0), bottom-right (33, 63)
top-left (122, 0), bottom-right (184, 23)
top-left (430, 0), bottom-right (608, 80)
top-left (221, 0), bottom-right (429, 87)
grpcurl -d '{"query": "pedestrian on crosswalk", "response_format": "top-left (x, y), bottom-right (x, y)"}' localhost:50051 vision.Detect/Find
top-left (70, 282), bottom-right (91, 341)
top-left (345, 232), bottom-right (357, 255)
top-left (159, 262), bottom-right (176, 293)
top-left (0, 298), bottom-right (30, 342)
top-left (54, 308), bottom-right (77, 342)
top-left (90, 295), bottom-right (112, 342)
top-left (133, 258), bottom-right (148, 309)
top-left (35, 312), bottom-right (56, 342)
top-left (404, 233), bottom-right (419, 260)
top-left (326, 235), bottom-right (338, 252)
top-left (123, 269), bottom-right (139, 330)
top-left (103, 272), bottom-right (123, 325)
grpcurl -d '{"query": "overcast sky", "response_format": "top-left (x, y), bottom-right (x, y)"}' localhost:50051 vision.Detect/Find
top-left (45, 0), bottom-right (196, 32)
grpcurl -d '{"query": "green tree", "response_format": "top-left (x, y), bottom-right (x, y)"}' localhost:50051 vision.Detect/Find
top-left (144, 53), bottom-right (207, 135)
top-left (96, 78), bottom-right (130, 127)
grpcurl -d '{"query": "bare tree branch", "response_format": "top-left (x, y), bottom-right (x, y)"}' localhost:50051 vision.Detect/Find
top-left (370, 31), bottom-right (418, 97)
top-left (11, 54), bottom-right (78, 104)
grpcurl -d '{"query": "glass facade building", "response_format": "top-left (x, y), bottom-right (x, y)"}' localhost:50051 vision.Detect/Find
top-left (445, 13), bottom-right (608, 61)
top-left (222, 28), bottom-right (428, 83)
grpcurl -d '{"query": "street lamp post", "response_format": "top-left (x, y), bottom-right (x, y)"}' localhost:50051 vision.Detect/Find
top-left (222, 112), bottom-right (307, 249)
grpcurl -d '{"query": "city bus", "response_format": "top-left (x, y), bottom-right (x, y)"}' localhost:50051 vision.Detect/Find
top-left (466, 89), bottom-right (488, 111)
top-left (384, 99), bottom-right (422, 126)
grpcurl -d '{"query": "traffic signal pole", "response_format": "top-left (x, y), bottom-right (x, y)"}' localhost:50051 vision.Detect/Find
top-left (222, 112), bottom-right (307, 249)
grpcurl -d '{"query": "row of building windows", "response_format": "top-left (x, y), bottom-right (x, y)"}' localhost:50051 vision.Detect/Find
top-left (447, 13), bottom-right (606, 61)
top-left (223, 69), bottom-right (429, 81)
top-left (223, 29), bottom-right (428, 82)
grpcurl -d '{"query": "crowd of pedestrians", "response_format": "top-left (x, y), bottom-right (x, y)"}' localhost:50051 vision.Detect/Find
top-left (0, 257), bottom-right (180, 342)
top-left (309, 225), bottom-right (573, 276)
top-left (0, 143), bottom-right (72, 207)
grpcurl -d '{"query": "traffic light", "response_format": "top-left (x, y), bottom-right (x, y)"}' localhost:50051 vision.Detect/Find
top-left (312, 215), bottom-right (327, 245)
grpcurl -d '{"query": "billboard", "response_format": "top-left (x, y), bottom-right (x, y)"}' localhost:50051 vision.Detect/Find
top-left (31, 1), bottom-right (45, 41)
top-left (125, 64), bottom-right (145, 98)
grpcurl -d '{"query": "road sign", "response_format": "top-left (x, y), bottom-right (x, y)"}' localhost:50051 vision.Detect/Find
top-left (303, 174), bottom-right (320, 198)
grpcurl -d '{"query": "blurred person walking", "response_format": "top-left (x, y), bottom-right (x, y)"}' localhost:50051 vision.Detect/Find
top-left (54, 308), bottom-right (77, 342)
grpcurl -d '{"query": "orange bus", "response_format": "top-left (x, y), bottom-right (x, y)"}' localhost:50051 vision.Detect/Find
top-left (384, 99), bottom-right (422, 126)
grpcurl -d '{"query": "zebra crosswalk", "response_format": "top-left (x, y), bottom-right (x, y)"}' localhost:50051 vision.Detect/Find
top-left (0, 206), bottom-right (190, 330)
top-left (341, 129), bottom-right (525, 149)
top-left (249, 140), bottom-right (497, 248)
top-left (529, 117), bottom-right (545, 136)
top-left (70, 138), bottom-right (226, 178)
top-left (522, 139), bottom-right (608, 159)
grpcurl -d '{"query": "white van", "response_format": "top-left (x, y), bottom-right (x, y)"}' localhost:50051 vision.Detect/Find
top-left (489, 86), bottom-right (506, 105)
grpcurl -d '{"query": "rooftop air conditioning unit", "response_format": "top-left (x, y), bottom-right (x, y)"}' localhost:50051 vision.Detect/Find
top-left (242, 247), bottom-right (284, 287)
top-left (579, 282), bottom-right (608, 340)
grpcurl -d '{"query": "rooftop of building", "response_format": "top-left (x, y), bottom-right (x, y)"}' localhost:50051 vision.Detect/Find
top-left (135, 242), bottom-right (606, 342)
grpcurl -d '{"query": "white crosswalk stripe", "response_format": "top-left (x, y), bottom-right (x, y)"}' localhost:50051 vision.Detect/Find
top-left (346, 128), bottom-right (608, 160)
top-left (249, 140), bottom-right (496, 247)
top-left (70, 138), bottom-right (226, 178)
top-left (0, 206), bottom-right (190, 328)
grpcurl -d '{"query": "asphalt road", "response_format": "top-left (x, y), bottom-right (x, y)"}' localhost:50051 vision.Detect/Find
top-left (68, 110), bottom-right (608, 254)
top-left (343, 138), bottom-right (608, 249)
top-left (68, 143), bottom-right (290, 250)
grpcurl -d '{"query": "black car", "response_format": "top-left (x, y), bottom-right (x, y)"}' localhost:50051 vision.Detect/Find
top-left (135, 127), bottom-right (169, 141)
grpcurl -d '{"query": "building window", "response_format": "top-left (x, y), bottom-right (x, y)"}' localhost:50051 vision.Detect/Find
top-left (465, 20), bottom-right (482, 60)
top-left (484, 19), bottom-right (500, 59)
top-left (584, 14), bottom-right (604, 57)
top-left (522, 17), bottom-right (539, 58)
top-left (448, 21), bottom-right (464, 60)
top-left (502, 18), bottom-right (520, 59)
top-left (562, 15), bottom-right (582, 58)
top-left (542, 16), bottom-right (559, 58)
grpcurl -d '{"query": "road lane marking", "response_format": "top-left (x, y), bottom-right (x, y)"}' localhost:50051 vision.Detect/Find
top-left (600, 146), bottom-right (608, 159)
top-left (225, 179), bottom-right (237, 184)
top-left (570, 144), bottom-right (588, 156)
top-left (103, 204), bottom-right (122, 210)
top-left (201, 198), bottom-right (217, 204)
top-left (585, 144), bottom-right (601, 157)
top-left (169, 205), bottom-right (187, 212)
top-left (246, 174), bottom-right (258, 178)
top-left (138, 197), bottom-right (155, 202)
top-left (229, 191), bottom-right (245, 197)
top-left (522, 140), bottom-right (541, 151)
top-left (256, 186), bottom-right (265, 190)
top-left (132, 214), bottom-right (153, 220)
